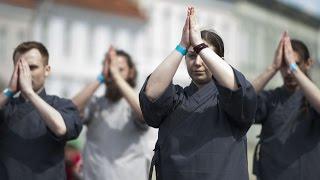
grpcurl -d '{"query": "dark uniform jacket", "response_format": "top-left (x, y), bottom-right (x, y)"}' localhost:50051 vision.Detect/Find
top-left (140, 68), bottom-right (257, 180)
top-left (0, 89), bottom-right (82, 180)
top-left (254, 87), bottom-right (320, 180)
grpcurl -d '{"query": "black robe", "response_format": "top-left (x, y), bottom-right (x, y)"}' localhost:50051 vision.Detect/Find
top-left (0, 89), bottom-right (82, 180)
top-left (139, 68), bottom-right (257, 180)
top-left (253, 87), bottom-right (320, 180)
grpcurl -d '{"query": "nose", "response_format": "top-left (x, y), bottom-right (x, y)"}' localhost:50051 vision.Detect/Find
top-left (194, 56), bottom-right (202, 66)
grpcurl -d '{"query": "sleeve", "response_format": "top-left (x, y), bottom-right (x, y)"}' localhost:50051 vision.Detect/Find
top-left (139, 75), bottom-right (183, 128)
top-left (255, 90), bottom-right (275, 124)
top-left (52, 97), bottom-right (83, 141)
top-left (82, 96), bottom-right (99, 125)
top-left (128, 107), bottom-right (149, 131)
top-left (0, 108), bottom-right (4, 124)
top-left (0, 101), bottom-right (12, 124)
top-left (215, 67), bottom-right (257, 130)
top-left (310, 106), bottom-right (320, 120)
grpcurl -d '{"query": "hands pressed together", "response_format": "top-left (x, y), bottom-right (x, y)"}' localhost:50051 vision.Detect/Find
top-left (272, 31), bottom-right (298, 71)
top-left (8, 58), bottom-right (34, 98)
top-left (102, 46), bottom-right (121, 82)
top-left (180, 7), bottom-right (203, 49)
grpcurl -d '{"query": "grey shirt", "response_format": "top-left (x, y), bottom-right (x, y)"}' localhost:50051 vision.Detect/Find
top-left (82, 96), bottom-right (149, 180)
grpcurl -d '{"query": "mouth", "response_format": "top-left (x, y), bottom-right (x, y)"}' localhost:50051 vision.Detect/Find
top-left (193, 70), bottom-right (205, 73)
top-left (284, 76), bottom-right (294, 82)
top-left (284, 77), bottom-right (297, 86)
top-left (193, 72), bottom-right (205, 76)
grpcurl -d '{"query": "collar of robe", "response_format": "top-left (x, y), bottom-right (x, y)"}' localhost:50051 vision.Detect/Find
top-left (18, 88), bottom-right (47, 103)
top-left (187, 79), bottom-right (218, 104)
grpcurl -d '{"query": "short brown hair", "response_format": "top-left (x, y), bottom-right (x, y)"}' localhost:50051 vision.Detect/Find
top-left (13, 41), bottom-right (49, 65)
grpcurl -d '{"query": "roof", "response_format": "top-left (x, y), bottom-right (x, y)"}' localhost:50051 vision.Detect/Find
top-left (55, 0), bottom-right (145, 19)
top-left (1, 0), bottom-right (35, 8)
top-left (227, 0), bottom-right (320, 28)
top-left (1, 0), bottom-right (145, 19)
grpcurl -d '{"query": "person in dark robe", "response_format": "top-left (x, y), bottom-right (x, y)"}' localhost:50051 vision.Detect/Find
top-left (0, 41), bottom-right (82, 180)
top-left (252, 32), bottom-right (320, 180)
top-left (139, 7), bottom-right (257, 180)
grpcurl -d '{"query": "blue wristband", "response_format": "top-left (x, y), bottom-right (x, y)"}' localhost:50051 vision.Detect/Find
top-left (97, 74), bottom-right (105, 84)
top-left (175, 45), bottom-right (187, 56)
top-left (3, 88), bottom-right (14, 98)
top-left (289, 63), bottom-right (298, 72)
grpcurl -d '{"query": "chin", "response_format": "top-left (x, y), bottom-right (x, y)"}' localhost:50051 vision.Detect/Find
top-left (193, 77), bottom-right (211, 85)
top-left (284, 83), bottom-right (298, 91)
top-left (33, 86), bottom-right (44, 93)
top-left (33, 88), bottom-right (40, 93)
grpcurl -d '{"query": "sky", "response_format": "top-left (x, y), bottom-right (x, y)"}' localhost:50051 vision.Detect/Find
top-left (279, 0), bottom-right (320, 17)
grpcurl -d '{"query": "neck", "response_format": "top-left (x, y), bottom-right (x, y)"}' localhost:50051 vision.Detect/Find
top-left (193, 81), bottom-right (209, 89)
top-left (284, 85), bottom-right (300, 93)
top-left (36, 86), bottom-right (44, 94)
top-left (21, 86), bottom-right (44, 101)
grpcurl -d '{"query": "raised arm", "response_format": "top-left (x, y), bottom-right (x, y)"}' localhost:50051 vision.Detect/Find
top-left (145, 9), bottom-right (191, 102)
top-left (19, 59), bottom-right (67, 137)
top-left (187, 7), bottom-right (256, 130)
top-left (0, 93), bottom-right (8, 110)
top-left (72, 53), bottom-right (109, 113)
top-left (72, 78), bottom-right (103, 113)
top-left (189, 7), bottom-right (236, 90)
top-left (0, 61), bottom-right (19, 109)
top-left (252, 33), bottom-right (285, 93)
top-left (283, 34), bottom-right (320, 113)
top-left (108, 46), bottom-right (145, 123)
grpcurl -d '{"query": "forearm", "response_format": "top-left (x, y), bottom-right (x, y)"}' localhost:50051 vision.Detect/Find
top-left (113, 74), bottom-right (144, 123)
top-left (199, 48), bottom-right (237, 90)
top-left (0, 93), bottom-right (9, 109)
top-left (252, 65), bottom-right (277, 93)
top-left (72, 80), bottom-right (101, 112)
top-left (27, 91), bottom-right (67, 137)
top-left (294, 68), bottom-right (320, 113)
top-left (145, 49), bottom-right (183, 101)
